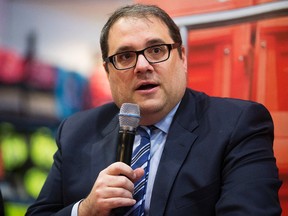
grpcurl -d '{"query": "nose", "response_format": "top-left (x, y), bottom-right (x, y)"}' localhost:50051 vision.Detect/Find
top-left (134, 54), bottom-right (152, 73)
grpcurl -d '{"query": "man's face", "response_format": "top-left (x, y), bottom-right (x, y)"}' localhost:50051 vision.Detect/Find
top-left (105, 16), bottom-right (187, 125)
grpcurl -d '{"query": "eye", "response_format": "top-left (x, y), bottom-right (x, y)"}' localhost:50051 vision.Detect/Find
top-left (114, 51), bottom-right (136, 68)
top-left (146, 45), bottom-right (166, 56)
top-left (117, 52), bottom-right (133, 61)
top-left (152, 47), bottom-right (162, 54)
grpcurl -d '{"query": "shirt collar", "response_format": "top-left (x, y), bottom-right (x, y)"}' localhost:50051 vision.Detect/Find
top-left (154, 102), bottom-right (180, 134)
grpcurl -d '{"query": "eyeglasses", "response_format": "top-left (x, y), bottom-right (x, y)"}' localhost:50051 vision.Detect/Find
top-left (105, 43), bottom-right (181, 70)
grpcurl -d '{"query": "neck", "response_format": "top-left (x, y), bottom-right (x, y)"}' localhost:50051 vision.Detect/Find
top-left (139, 113), bottom-right (165, 126)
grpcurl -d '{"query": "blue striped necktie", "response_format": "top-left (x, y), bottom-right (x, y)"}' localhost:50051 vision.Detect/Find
top-left (125, 126), bottom-right (152, 216)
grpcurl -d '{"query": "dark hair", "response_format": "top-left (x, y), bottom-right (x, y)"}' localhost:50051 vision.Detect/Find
top-left (100, 4), bottom-right (182, 62)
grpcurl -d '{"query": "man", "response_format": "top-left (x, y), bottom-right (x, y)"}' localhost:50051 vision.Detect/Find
top-left (26, 4), bottom-right (282, 216)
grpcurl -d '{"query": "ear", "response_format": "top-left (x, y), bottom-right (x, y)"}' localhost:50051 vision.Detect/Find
top-left (181, 46), bottom-right (187, 73)
top-left (103, 62), bottom-right (109, 74)
top-left (181, 45), bottom-right (186, 59)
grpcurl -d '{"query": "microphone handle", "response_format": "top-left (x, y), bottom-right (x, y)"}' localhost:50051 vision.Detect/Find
top-left (113, 129), bottom-right (136, 215)
top-left (116, 129), bottom-right (135, 165)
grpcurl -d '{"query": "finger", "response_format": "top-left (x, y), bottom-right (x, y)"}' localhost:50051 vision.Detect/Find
top-left (97, 186), bottom-right (134, 199)
top-left (100, 197), bottom-right (136, 209)
top-left (106, 174), bottom-right (135, 192)
top-left (106, 162), bottom-right (136, 180)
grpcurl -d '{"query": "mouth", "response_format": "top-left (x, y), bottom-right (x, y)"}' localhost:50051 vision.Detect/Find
top-left (137, 83), bottom-right (158, 91)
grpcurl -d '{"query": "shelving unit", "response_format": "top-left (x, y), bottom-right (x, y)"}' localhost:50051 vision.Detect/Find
top-left (0, 49), bottom-right (90, 215)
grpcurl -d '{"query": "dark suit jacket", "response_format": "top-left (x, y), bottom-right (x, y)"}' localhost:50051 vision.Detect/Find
top-left (26, 88), bottom-right (282, 215)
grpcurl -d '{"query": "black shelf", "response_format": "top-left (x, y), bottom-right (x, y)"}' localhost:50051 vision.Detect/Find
top-left (0, 114), bottom-right (60, 132)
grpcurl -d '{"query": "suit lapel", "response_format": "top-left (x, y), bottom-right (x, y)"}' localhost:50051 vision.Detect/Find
top-left (90, 114), bottom-right (119, 183)
top-left (150, 125), bottom-right (198, 215)
top-left (150, 89), bottom-right (205, 215)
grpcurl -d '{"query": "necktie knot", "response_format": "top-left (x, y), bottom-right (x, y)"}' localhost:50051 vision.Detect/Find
top-left (137, 127), bottom-right (150, 140)
top-left (138, 125), bottom-right (156, 138)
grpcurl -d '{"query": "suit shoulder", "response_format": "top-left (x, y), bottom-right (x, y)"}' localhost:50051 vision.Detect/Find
top-left (210, 96), bottom-right (269, 113)
top-left (61, 103), bottom-right (119, 129)
top-left (207, 96), bottom-right (272, 127)
top-left (185, 88), bottom-right (271, 119)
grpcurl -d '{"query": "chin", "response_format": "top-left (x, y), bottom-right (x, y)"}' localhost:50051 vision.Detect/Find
top-left (139, 101), bottom-right (163, 114)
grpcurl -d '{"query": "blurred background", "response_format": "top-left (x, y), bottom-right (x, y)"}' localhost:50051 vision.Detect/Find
top-left (0, 0), bottom-right (287, 215)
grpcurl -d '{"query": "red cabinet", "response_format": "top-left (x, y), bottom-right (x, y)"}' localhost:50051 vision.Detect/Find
top-left (136, 0), bottom-right (288, 213)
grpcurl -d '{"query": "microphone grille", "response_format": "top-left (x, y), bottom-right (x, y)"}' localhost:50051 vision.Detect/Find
top-left (119, 103), bottom-right (140, 128)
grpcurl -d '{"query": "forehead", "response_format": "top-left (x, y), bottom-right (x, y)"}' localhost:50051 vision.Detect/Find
top-left (107, 16), bottom-right (172, 53)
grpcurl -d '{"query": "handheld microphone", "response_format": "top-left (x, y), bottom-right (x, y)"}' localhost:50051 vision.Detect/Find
top-left (116, 103), bottom-right (140, 165)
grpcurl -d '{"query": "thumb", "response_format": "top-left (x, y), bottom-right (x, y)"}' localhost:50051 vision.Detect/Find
top-left (133, 167), bottom-right (145, 183)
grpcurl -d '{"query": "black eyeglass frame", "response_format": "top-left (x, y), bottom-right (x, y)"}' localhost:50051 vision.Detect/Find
top-left (105, 43), bottom-right (181, 70)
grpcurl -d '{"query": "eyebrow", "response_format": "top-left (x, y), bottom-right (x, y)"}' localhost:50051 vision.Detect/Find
top-left (113, 38), bottom-right (167, 54)
top-left (146, 38), bottom-right (166, 46)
